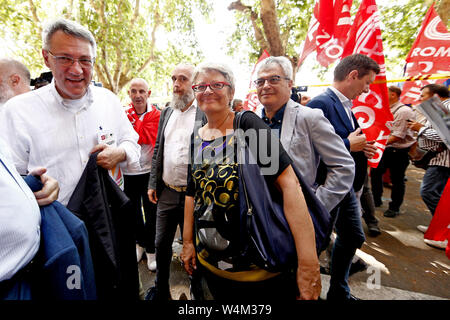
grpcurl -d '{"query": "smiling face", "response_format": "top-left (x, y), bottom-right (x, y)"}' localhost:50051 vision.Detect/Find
top-left (43, 30), bottom-right (94, 100)
top-left (256, 63), bottom-right (293, 112)
top-left (194, 69), bottom-right (234, 114)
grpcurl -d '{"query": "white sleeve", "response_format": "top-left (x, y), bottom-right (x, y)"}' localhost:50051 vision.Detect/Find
top-left (0, 101), bottom-right (31, 175)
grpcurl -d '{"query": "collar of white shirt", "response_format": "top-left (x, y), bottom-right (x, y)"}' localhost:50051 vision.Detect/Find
top-left (50, 79), bottom-right (94, 112)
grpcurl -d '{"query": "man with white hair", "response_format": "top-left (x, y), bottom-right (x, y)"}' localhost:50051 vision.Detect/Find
top-left (146, 63), bottom-right (204, 300)
top-left (256, 56), bottom-right (355, 215)
top-left (0, 18), bottom-right (140, 206)
top-left (0, 18), bottom-right (140, 299)
top-left (0, 58), bottom-right (31, 107)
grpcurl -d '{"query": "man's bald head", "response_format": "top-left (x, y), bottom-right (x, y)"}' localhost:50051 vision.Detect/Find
top-left (129, 78), bottom-right (149, 91)
top-left (0, 58), bottom-right (31, 104)
top-left (128, 77), bottom-right (151, 113)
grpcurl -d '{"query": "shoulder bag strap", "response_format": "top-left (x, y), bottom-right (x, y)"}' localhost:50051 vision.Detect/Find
top-left (234, 111), bottom-right (254, 241)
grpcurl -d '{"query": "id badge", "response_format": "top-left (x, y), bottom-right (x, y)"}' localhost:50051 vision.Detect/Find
top-left (97, 129), bottom-right (117, 146)
top-left (96, 128), bottom-right (123, 189)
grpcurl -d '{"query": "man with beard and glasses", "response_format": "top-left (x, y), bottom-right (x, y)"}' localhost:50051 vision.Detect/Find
top-left (146, 63), bottom-right (205, 300)
top-left (0, 58), bottom-right (31, 108)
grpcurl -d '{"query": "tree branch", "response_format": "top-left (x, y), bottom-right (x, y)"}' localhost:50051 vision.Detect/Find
top-left (27, 0), bottom-right (42, 35)
top-left (130, 0), bottom-right (140, 26)
top-left (228, 0), bottom-right (269, 52)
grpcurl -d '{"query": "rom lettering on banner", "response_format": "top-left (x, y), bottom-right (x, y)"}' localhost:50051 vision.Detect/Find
top-left (401, 5), bottom-right (450, 106)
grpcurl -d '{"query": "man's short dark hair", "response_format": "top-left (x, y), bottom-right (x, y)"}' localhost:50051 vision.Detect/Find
top-left (334, 54), bottom-right (380, 82)
top-left (421, 84), bottom-right (449, 98)
top-left (388, 86), bottom-right (402, 97)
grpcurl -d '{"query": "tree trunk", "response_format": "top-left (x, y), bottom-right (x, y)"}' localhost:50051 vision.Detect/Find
top-left (260, 0), bottom-right (284, 56)
top-left (437, 0), bottom-right (449, 28)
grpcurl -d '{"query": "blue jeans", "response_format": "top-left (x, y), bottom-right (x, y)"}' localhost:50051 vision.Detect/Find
top-left (327, 190), bottom-right (366, 300)
top-left (420, 166), bottom-right (450, 215)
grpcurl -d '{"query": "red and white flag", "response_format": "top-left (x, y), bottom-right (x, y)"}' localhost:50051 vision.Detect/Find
top-left (424, 178), bottom-right (450, 259)
top-left (401, 4), bottom-right (450, 105)
top-left (243, 50), bottom-right (270, 113)
top-left (342, 0), bottom-right (393, 168)
top-left (298, 0), bottom-right (353, 68)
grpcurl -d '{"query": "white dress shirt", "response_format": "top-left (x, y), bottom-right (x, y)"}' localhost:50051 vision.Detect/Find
top-left (122, 103), bottom-right (156, 175)
top-left (329, 86), bottom-right (355, 129)
top-left (0, 138), bottom-right (40, 282)
top-left (162, 104), bottom-right (197, 187)
top-left (0, 80), bottom-right (140, 205)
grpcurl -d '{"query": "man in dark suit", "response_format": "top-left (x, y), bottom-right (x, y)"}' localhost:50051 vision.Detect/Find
top-left (146, 63), bottom-right (204, 300)
top-left (308, 53), bottom-right (379, 300)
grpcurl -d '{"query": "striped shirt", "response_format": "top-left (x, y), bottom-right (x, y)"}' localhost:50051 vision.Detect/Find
top-left (417, 99), bottom-right (450, 168)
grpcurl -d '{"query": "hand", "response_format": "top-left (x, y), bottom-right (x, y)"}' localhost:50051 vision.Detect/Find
top-left (408, 120), bottom-right (423, 132)
top-left (180, 241), bottom-right (197, 276)
top-left (29, 167), bottom-right (59, 206)
top-left (300, 95), bottom-right (311, 106)
top-left (363, 140), bottom-right (377, 159)
top-left (148, 189), bottom-right (158, 204)
top-left (296, 262), bottom-right (322, 300)
top-left (91, 144), bottom-right (126, 170)
top-left (348, 128), bottom-right (367, 152)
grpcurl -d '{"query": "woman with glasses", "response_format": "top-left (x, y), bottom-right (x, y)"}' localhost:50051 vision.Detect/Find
top-left (180, 62), bottom-right (321, 300)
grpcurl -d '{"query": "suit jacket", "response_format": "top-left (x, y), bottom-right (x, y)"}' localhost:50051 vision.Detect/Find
top-left (67, 153), bottom-right (139, 300)
top-left (148, 105), bottom-right (206, 197)
top-left (307, 88), bottom-right (368, 192)
top-left (277, 99), bottom-right (355, 212)
top-left (23, 175), bottom-right (96, 300)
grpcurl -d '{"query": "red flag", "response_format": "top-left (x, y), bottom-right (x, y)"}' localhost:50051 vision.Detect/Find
top-left (243, 50), bottom-right (270, 113)
top-left (401, 4), bottom-right (450, 105)
top-left (342, 0), bottom-right (393, 168)
top-left (425, 178), bottom-right (450, 253)
top-left (298, 0), bottom-right (353, 68)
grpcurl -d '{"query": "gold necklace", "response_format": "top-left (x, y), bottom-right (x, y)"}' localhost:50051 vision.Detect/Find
top-left (207, 111), bottom-right (230, 140)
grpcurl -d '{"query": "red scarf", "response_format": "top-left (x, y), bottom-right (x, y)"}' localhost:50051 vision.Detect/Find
top-left (125, 103), bottom-right (160, 146)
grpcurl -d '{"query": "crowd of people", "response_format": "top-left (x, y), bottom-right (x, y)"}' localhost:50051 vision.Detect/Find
top-left (0, 18), bottom-right (448, 301)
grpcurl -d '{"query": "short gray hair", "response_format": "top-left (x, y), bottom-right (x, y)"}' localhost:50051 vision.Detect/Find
top-left (42, 18), bottom-right (97, 58)
top-left (256, 56), bottom-right (293, 80)
top-left (192, 62), bottom-right (235, 92)
top-left (0, 58), bottom-right (31, 84)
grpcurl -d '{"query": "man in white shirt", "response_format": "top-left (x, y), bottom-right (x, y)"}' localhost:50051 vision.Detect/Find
top-left (124, 78), bottom-right (160, 271)
top-left (0, 18), bottom-right (140, 206)
top-left (0, 137), bottom-right (59, 299)
top-left (146, 63), bottom-right (204, 300)
top-left (371, 86), bottom-right (415, 217)
top-left (0, 58), bottom-right (31, 108)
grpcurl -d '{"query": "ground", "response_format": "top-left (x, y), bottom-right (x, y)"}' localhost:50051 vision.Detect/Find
top-left (138, 166), bottom-right (449, 300)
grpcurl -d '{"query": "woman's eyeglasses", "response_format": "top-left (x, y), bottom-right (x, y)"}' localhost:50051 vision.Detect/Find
top-left (192, 82), bottom-right (231, 92)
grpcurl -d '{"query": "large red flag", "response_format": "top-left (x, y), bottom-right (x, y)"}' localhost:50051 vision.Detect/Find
top-left (401, 4), bottom-right (450, 105)
top-left (425, 178), bottom-right (450, 258)
top-left (342, 0), bottom-right (393, 168)
top-left (298, 0), bottom-right (353, 68)
top-left (243, 50), bottom-right (270, 113)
